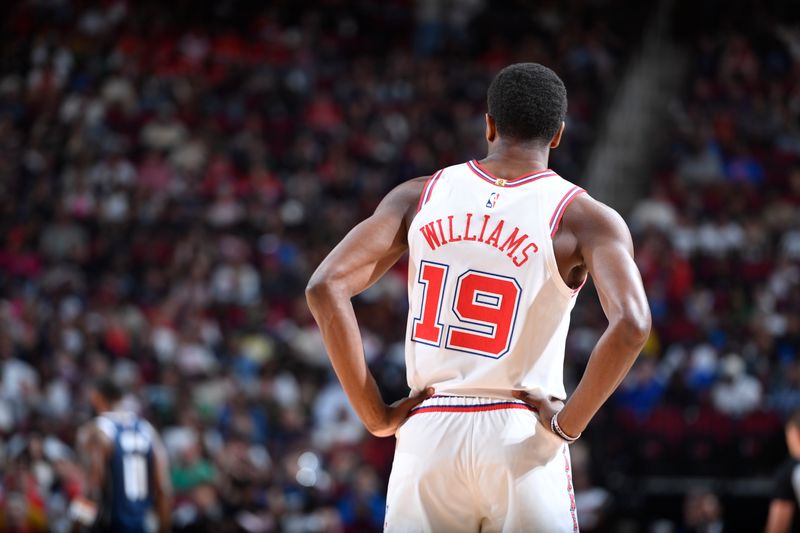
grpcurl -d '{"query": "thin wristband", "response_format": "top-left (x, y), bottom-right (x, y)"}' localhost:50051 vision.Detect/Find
top-left (551, 411), bottom-right (581, 444)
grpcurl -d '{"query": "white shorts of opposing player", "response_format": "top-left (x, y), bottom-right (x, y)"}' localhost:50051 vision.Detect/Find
top-left (384, 395), bottom-right (578, 533)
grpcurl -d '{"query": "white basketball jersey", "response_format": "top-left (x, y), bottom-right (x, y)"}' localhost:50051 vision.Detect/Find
top-left (405, 159), bottom-right (586, 401)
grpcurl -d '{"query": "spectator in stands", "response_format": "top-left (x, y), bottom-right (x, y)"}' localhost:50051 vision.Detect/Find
top-left (0, 0), bottom-right (798, 529)
top-left (682, 489), bottom-right (724, 533)
top-left (711, 354), bottom-right (763, 418)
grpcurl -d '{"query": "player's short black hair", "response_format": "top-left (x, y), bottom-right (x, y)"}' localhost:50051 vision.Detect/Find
top-left (95, 377), bottom-right (124, 403)
top-left (487, 63), bottom-right (567, 144)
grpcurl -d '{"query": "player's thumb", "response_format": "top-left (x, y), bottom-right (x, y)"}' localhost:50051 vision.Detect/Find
top-left (512, 390), bottom-right (543, 409)
top-left (401, 387), bottom-right (435, 410)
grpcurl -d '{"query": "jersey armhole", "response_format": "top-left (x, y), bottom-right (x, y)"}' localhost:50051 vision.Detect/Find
top-left (416, 169), bottom-right (444, 212)
top-left (548, 186), bottom-right (586, 238)
top-left (541, 185), bottom-right (587, 299)
top-left (96, 417), bottom-right (118, 441)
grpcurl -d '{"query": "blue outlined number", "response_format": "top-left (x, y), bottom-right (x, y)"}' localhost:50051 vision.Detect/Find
top-left (411, 265), bottom-right (521, 358)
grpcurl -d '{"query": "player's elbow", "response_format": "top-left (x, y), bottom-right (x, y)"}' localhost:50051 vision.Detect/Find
top-left (616, 306), bottom-right (651, 349)
top-left (305, 269), bottom-right (344, 310)
top-left (305, 275), bottom-right (329, 311)
top-left (363, 420), bottom-right (393, 438)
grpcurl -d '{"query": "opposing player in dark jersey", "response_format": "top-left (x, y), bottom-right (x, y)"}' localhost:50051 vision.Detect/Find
top-left (73, 379), bottom-right (172, 533)
top-left (767, 411), bottom-right (800, 533)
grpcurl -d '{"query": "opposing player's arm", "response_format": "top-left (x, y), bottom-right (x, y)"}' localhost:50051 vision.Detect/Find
top-left (766, 499), bottom-right (794, 533)
top-left (71, 424), bottom-right (110, 530)
top-left (306, 177), bottom-right (434, 437)
top-left (149, 428), bottom-right (173, 533)
top-left (766, 462), bottom-right (798, 533)
top-left (518, 195), bottom-right (651, 436)
top-left (78, 424), bottom-right (109, 503)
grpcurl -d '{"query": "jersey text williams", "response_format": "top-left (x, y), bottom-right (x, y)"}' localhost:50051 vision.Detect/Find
top-left (417, 213), bottom-right (539, 267)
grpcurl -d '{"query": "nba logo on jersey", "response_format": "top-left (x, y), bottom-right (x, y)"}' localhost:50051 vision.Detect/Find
top-left (486, 192), bottom-right (500, 208)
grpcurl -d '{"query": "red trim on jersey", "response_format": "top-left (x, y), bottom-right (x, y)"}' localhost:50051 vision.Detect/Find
top-left (408, 402), bottom-right (538, 417)
top-left (564, 446), bottom-right (579, 532)
top-left (572, 274), bottom-right (589, 296)
top-left (549, 186), bottom-right (586, 237)
top-left (467, 159), bottom-right (496, 185)
top-left (425, 170), bottom-right (444, 203)
top-left (416, 169), bottom-right (444, 212)
top-left (467, 160), bottom-right (555, 187)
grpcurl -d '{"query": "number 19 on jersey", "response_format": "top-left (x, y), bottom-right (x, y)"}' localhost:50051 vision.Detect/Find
top-left (411, 261), bottom-right (521, 359)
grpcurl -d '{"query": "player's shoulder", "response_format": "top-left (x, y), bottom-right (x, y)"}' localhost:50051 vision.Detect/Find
top-left (77, 417), bottom-right (115, 451)
top-left (566, 193), bottom-right (623, 221)
top-left (384, 163), bottom-right (466, 206)
top-left (92, 414), bottom-right (120, 440)
top-left (561, 192), bottom-right (633, 244)
top-left (393, 175), bottom-right (430, 198)
top-left (137, 417), bottom-right (160, 441)
top-left (376, 176), bottom-right (428, 221)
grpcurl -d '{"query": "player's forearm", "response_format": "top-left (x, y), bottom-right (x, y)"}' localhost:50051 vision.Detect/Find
top-left (157, 504), bottom-right (171, 533)
top-left (81, 453), bottom-right (103, 503)
top-left (766, 501), bottom-right (793, 533)
top-left (306, 280), bottom-right (388, 434)
top-left (558, 313), bottom-right (650, 436)
top-left (155, 483), bottom-right (172, 532)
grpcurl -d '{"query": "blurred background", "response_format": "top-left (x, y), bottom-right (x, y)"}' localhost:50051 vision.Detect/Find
top-left (1, 0), bottom-right (800, 531)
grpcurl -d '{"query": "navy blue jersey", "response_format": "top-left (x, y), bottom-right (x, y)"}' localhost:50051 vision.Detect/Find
top-left (773, 458), bottom-right (800, 532)
top-left (94, 413), bottom-right (156, 533)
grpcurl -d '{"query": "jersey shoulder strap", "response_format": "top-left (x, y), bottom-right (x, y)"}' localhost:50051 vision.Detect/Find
top-left (416, 166), bottom-right (451, 212)
top-left (133, 418), bottom-right (156, 448)
top-left (95, 416), bottom-right (119, 441)
top-left (537, 174), bottom-right (586, 238)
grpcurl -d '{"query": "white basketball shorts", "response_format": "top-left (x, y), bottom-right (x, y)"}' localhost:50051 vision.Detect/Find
top-left (384, 395), bottom-right (578, 532)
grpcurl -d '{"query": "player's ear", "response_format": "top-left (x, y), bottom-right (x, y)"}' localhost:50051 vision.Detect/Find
top-left (485, 113), bottom-right (497, 143)
top-left (550, 121), bottom-right (565, 149)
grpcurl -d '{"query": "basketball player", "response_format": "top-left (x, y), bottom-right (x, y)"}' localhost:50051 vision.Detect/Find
top-left (766, 411), bottom-right (800, 532)
top-left (306, 63), bottom-right (651, 531)
top-left (72, 379), bottom-right (172, 533)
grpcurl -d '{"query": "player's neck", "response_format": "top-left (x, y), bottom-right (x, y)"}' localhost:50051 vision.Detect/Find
top-left (101, 403), bottom-right (130, 415)
top-left (481, 142), bottom-right (550, 178)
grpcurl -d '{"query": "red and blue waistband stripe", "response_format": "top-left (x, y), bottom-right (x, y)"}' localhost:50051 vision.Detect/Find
top-left (408, 400), bottom-right (538, 417)
top-left (467, 159), bottom-right (556, 187)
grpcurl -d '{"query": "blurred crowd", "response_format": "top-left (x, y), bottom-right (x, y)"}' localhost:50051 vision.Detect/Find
top-left (0, 0), bottom-right (643, 531)
top-left (2, 0), bottom-right (799, 531)
top-left (608, 2), bottom-right (800, 473)
top-left (584, 1), bottom-right (800, 529)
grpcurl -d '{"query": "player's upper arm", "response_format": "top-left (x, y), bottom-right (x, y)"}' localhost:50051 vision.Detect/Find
top-left (144, 423), bottom-right (171, 494)
top-left (150, 431), bottom-right (172, 498)
top-left (766, 499), bottom-right (794, 533)
top-left (306, 177), bottom-right (427, 299)
top-left (564, 194), bottom-right (651, 343)
top-left (77, 424), bottom-right (111, 501)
